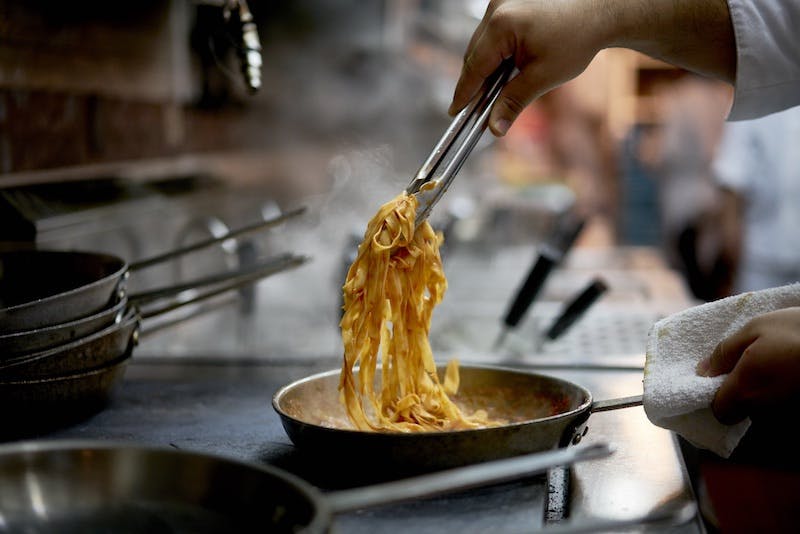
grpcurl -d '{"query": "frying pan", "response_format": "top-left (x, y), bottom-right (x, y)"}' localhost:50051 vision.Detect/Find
top-left (0, 296), bottom-right (127, 357)
top-left (273, 364), bottom-right (643, 472)
top-left (0, 439), bottom-right (615, 533)
top-left (0, 207), bottom-right (305, 334)
top-left (0, 308), bottom-right (140, 380)
top-left (0, 252), bottom-right (308, 381)
top-left (0, 305), bottom-right (138, 438)
top-left (0, 353), bottom-right (132, 437)
top-left (0, 250), bottom-right (307, 360)
top-left (0, 250), bottom-right (128, 333)
top-left (0, 256), bottom-right (309, 440)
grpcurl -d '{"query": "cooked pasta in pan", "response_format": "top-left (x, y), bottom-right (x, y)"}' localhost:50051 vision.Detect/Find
top-left (339, 192), bottom-right (496, 432)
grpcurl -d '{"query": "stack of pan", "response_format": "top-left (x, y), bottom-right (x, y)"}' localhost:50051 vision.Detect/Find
top-left (0, 208), bottom-right (308, 436)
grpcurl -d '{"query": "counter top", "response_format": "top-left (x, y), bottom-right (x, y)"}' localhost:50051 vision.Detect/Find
top-left (8, 356), bottom-right (703, 533)
top-left (1, 239), bottom-right (704, 531)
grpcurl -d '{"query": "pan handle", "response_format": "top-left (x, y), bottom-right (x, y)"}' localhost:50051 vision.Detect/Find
top-left (128, 253), bottom-right (309, 305)
top-left (536, 501), bottom-right (697, 533)
top-left (590, 394), bottom-right (643, 413)
top-left (128, 206), bottom-right (306, 271)
top-left (324, 442), bottom-right (613, 514)
top-left (132, 255), bottom-right (308, 336)
top-left (563, 395), bottom-right (643, 448)
top-left (135, 254), bottom-right (309, 319)
top-left (138, 295), bottom-right (238, 338)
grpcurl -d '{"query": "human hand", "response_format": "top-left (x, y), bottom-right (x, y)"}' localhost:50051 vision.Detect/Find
top-left (448, 0), bottom-right (607, 136)
top-left (696, 307), bottom-right (800, 424)
top-left (449, 0), bottom-right (735, 137)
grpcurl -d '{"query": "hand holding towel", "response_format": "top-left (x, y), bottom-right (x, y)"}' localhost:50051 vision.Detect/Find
top-left (643, 283), bottom-right (800, 458)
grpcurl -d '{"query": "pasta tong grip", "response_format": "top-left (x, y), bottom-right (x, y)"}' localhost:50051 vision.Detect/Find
top-left (406, 59), bottom-right (515, 225)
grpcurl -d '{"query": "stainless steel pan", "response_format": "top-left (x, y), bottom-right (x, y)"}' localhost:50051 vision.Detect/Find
top-left (0, 207), bottom-right (305, 334)
top-left (0, 440), bottom-right (615, 533)
top-left (0, 255), bottom-right (308, 438)
top-left (0, 296), bottom-right (127, 357)
top-left (0, 440), bottom-right (697, 533)
top-left (0, 252), bottom-right (308, 380)
top-left (0, 353), bottom-right (132, 437)
top-left (273, 364), bottom-right (643, 472)
top-left (0, 306), bottom-right (139, 438)
top-left (0, 308), bottom-right (140, 380)
top-left (0, 251), bottom-right (306, 360)
top-left (0, 249), bottom-right (128, 333)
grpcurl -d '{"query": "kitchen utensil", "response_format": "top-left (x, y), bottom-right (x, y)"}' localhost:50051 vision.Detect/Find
top-left (0, 251), bottom-right (307, 437)
top-left (0, 250), bottom-right (306, 360)
top-left (0, 353), bottom-right (132, 437)
top-left (0, 296), bottom-right (127, 358)
top-left (493, 212), bottom-right (586, 350)
top-left (273, 364), bottom-right (642, 472)
top-left (0, 249), bottom-right (126, 333)
top-left (0, 309), bottom-right (140, 381)
top-left (127, 206), bottom-right (304, 270)
top-left (543, 277), bottom-right (608, 341)
top-left (0, 440), bottom-right (612, 533)
top-left (223, 0), bottom-right (262, 94)
top-left (0, 253), bottom-right (307, 380)
top-left (126, 252), bottom-right (306, 305)
top-left (0, 207), bottom-right (305, 333)
top-left (406, 59), bottom-right (515, 225)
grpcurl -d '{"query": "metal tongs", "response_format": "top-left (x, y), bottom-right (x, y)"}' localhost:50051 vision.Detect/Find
top-left (406, 59), bottom-right (516, 225)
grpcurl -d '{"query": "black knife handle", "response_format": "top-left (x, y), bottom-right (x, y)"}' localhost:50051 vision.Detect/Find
top-left (501, 214), bottom-right (585, 330)
top-left (502, 251), bottom-right (558, 328)
top-left (545, 278), bottom-right (608, 340)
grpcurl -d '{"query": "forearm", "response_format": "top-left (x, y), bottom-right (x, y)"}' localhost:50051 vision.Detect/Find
top-left (450, 0), bottom-right (738, 135)
top-left (601, 0), bottom-right (736, 83)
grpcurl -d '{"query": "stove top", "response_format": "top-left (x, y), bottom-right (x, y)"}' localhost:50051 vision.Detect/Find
top-left (3, 357), bottom-right (702, 533)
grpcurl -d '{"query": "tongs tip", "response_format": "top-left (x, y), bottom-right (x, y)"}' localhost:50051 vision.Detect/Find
top-left (406, 59), bottom-right (515, 225)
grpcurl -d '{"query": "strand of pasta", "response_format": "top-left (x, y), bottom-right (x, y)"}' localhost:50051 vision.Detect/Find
top-left (339, 192), bottom-right (492, 432)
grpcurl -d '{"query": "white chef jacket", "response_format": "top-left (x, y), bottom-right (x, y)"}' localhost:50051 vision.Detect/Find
top-left (727, 0), bottom-right (800, 120)
top-left (713, 106), bottom-right (800, 291)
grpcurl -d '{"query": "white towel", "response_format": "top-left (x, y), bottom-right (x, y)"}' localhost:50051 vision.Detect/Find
top-left (643, 283), bottom-right (800, 458)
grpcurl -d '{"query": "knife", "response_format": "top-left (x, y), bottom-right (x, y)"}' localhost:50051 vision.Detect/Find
top-left (543, 277), bottom-right (608, 341)
top-left (493, 212), bottom-right (585, 350)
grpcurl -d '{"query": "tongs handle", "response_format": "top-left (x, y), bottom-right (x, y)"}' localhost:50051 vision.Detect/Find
top-left (407, 59), bottom-right (516, 224)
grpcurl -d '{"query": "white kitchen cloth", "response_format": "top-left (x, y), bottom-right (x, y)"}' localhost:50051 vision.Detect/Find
top-left (643, 283), bottom-right (800, 458)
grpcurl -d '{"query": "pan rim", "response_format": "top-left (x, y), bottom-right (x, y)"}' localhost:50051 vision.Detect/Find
top-left (0, 249), bottom-right (128, 315)
top-left (0, 296), bottom-right (128, 343)
top-left (272, 363), bottom-right (594, 438)
top-left (0, 351), bottom-right (132, 385)
top-left (0, 307), bottom-right (139, 373)
top-left (0, 438), bottom-right (332, 532)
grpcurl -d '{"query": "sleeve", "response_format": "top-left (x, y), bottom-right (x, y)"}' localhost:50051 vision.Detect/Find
top-left (726, 0), bottom-right (800, 121)
top-left (712, 121), bottom-right (754, 193)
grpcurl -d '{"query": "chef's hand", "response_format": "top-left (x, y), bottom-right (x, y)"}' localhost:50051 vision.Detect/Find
top-left (448, 0), bottom-right (603, 136)
top-left (449, 0), bottom-right (736, 137)
top-left (696, 307), bottom-right (800, 424)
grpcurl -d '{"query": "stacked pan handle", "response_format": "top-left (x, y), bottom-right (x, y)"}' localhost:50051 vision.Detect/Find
top-left (0, 207), bottom-right (309, 437)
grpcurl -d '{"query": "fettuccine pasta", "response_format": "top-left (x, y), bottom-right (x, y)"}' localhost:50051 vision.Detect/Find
top-left (339, 191), bottom-right (495, 432)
